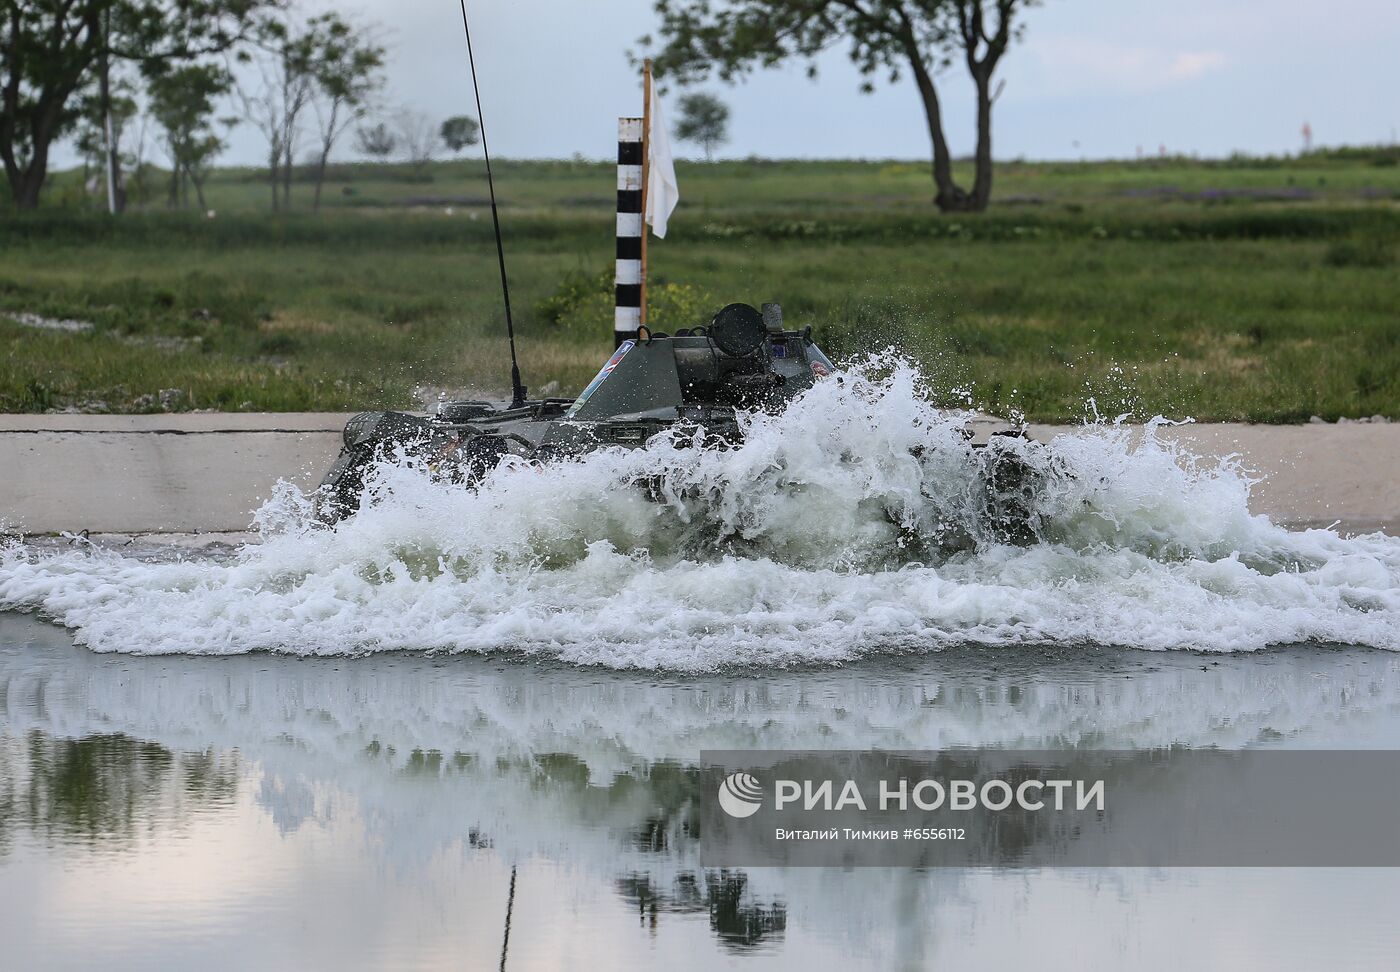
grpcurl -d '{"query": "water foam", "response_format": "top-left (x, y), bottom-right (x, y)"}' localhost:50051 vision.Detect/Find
top-left (3, 360), bottom-right (1398, 667)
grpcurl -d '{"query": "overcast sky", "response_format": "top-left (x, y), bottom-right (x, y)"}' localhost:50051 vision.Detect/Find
top-left (85, 0), bottom-right (1400, 166)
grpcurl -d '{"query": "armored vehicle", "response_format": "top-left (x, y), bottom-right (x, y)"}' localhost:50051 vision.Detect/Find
top-left (316, 302), bottom-right (1043, 543)
top-left (318, 302), bottom-right (831, 516)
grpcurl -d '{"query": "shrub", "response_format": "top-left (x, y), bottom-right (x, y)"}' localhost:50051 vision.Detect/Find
top-left (536, 267), bottom-right (715, 332)
top-left (1324, 237), bottom-right (1395, 269)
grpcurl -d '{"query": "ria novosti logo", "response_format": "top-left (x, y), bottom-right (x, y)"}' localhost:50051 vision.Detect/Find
top-left (717, 773), bottom-right (763, 818)
top-left (716, 770), bottom-right (1106, 819)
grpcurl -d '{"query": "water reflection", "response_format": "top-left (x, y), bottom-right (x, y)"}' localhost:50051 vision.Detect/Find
top-left (617, 871), bottom-right (787, 950)
top-left (0, 733), bottom-right (236, 852)
top-left (4, 612), bottom-right (1400, 969)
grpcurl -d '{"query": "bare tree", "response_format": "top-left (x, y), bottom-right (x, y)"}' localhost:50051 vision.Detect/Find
top-left (235, 14), bottom-right (318, 211)
top-left (395, 109), bottom-right (436, 175)
top-left (354, 121), bottom-right (396, 160)
top-left (306, 13), bottom-right (386, 211)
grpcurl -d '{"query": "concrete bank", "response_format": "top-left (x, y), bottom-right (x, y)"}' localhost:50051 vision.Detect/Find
top-left (2, 414), bottom-right (1397, 535)
top-left (2, 413), bottom-right (349, 534)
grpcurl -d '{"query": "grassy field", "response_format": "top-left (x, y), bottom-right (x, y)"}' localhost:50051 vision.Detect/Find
top-left (3, 150), bottom-right (1399, 422)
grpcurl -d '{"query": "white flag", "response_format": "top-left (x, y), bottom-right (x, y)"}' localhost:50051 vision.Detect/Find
top-left (646, 86), bottom-right (679, 238)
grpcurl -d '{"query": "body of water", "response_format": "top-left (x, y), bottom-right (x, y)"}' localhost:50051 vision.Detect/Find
top-left (3, 364), bottom-right (1399, 968)
top-left (4, 614), bottom-right (1400, 970)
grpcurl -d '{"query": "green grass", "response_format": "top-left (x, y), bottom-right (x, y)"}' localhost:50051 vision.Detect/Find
top-left (4, 151), bottom-right (1400, 421)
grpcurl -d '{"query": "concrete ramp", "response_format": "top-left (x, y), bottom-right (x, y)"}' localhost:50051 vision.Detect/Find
top-left (2, 414), bottom-right (350, 534)
top-left (2, 414), bottom-right (1397, 536)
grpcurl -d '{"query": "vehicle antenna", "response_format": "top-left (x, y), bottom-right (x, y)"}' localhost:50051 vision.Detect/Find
top-left (458, 0), bottom-right (527, 409)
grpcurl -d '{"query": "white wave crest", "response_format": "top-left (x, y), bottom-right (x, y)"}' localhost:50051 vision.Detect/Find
top-left (3, 360), bottom-right (1398, 667)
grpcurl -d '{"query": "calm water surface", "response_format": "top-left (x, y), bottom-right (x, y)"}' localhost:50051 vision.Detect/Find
top-left (3, 612), bottom-right (1400, 971)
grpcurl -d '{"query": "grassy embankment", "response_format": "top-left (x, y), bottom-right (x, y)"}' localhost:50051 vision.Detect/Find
top-left (3, 150), bottom-right (1399, 421)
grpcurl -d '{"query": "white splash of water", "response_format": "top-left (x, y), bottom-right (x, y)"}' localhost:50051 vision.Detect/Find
top-left (3, 360), bottom-right (1398, 667)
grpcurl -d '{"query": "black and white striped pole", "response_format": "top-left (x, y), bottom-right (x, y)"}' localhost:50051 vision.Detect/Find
top-left (614, 115), bottom-right (644, 348)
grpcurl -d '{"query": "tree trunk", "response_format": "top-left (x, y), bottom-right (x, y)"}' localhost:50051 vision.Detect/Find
top-left (0, 6), bottom-right (42, 209)
top-left (903, 42), bottom-right (976, 213)
top-left (3, 105), bottom-right (61, 211)
top-left (970, 73), bottom-right (994, 210)
top-left (191, 166), bottom-right (208, 211)
top-left (9, 169), bottom-right (45, 210)
top-left (268, 147), bottom-right (280, 212)
top-left (312, 101), bottom-right (340, 213)
top-left (312, 146), bottom-right (329, 212)
top-left (282, 143), bottom-right (293, 210)
top-left (98, 12), bottom-right (125, 213)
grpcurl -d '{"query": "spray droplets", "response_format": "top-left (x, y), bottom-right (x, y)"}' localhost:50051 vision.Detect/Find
top-left (3, 359), bottom-right (1399, 668)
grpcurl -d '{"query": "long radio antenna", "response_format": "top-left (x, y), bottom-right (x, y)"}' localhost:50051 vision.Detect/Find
top-left (458, 0), bottom-right (526, 409)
